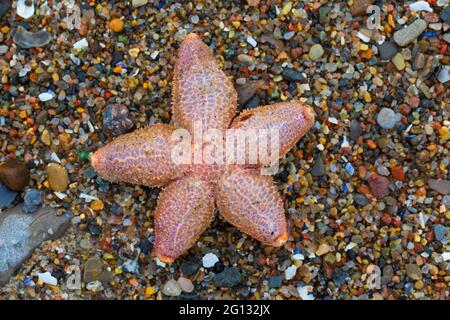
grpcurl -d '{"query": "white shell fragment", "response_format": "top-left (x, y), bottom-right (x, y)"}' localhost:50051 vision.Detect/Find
top-left (409, 1), bottom-right (433, 12)
top-left (17, 0), bottom-right (35, 19)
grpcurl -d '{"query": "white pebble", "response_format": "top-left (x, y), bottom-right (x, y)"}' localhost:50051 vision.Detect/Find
top-left (151, 51), bottom-right (159, 60)
top-left (163, 279), bottom-right (182, 297)
top-left (357, 32), bottom-right (371, 43)
top-left (54, 192), bottom-right (67, 199)
top-left (155, 258), bottom-right (166, 267)
top-left (285, 265), bottom-right (297, 280)
top-left (246, 36), bottom-right (257, 47)
top-left (73, 38), bottom-right (89, 51)
top-left (39, 92), bottom-right (55, 102)
top-left (297, 285), bottom-right (315, 300)
top-left (86, 280), bottom-right (103, 292)
top-left (292, 253), bottom-right (304, 261)
top-left (202, 253), bottom-right (219, 268)
top-left (17, 0), bottom-right (35, 19)
top-left (409, 1), bottom-right (433, 12)
top-left (38, 272), bottom-right (58, 286)
top-left (377, 107), bottom-right (400, 129)
top-left (345, 242), bottom-right (357, 251)
top-left (341, 135), bottom-right (350, 149)
top-left (438, 65), bottom-right (450, 83)
top-left (442, 252), bottom-right (450, 261)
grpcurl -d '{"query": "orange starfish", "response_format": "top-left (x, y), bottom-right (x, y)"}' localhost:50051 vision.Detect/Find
top-left (91, 33), bottom-right (315, 263)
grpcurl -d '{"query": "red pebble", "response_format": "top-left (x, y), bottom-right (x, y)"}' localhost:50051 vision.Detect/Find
top-left (391, 166), bottom-right (405, 181)
top-left (381, 213), bottom-right (392, 225)
top-left (368, 173), bottom-right (390, 199)
top-left (408, 96), bottom-right (420, 108)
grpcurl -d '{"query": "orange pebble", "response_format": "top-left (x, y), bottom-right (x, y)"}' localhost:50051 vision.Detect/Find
top-left (367, 139), bottom-right (377, 149)
top-left (360, 49), bottom-right (373, 60)
top-left (113, 66), bottom-right (122, 74)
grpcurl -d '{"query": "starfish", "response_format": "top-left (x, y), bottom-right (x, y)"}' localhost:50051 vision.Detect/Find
top-left (91, 33), bottom-right (315, 263)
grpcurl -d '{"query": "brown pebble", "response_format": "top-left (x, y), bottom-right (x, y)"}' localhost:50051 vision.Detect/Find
top-left (36, 110), bottom-right (49, 125)
top-left (47, 163), bottom-right (69, 192)
top-left (0, 159), bottom-right (29, 191)
top-left (350, 0), bottom-right (375, 17)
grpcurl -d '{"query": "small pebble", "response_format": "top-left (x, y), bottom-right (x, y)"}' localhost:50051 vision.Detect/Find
top-left (308, 44), bottom-right (325, 60)
top-left (163, 279), bottom-right (182, 297)
top-left (47, 163), bottom-right (69, 192)
top-left (38, 272), bottom-right (58, 286)
top-left (377, 108), bottom-right (400, 129)
top-left (0, 159), bottom-right (29, 191)
top-left (428, 179), bottom-right (450, 194)
top-left (285, 265), bottom-right (297, 280)
top-left (102, 104), bottom-right (133, 137)
top-left (22, 189), bottom-right (42, 214)
top-left (369, 174), bottom-right (390, 199)
top-left (177, 277), bottom-right (194, 293)
top-left (202, 253), bottom-right (219, 268)
top-left (393, 19), bottom-right (427, 47)
top-left (214, 267), bottom-right (241, 288)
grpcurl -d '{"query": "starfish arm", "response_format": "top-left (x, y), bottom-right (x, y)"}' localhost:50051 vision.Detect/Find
top-left (230, 100), bottom-right (315, 162)
top-left (172, 33), bottom-right (237, 132)
top-left (91, 124), bottom-right (187, 188)
top-left (215, 166), bottom-right (288, 246)
top-left (153, 174), bottom-right (215, 263)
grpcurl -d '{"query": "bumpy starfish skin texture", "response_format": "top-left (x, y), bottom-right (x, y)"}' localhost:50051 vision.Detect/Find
top-left (92, 33), bottom-right (315, 263)
top-left (231, 101), bottom-right (315, 164)
top-left (91, 124), bottom-right (188, 187)
top-left (216, 166), bottom-right (287, 246)
top-left (172, 33), bottom-right (237, 132)
top-left (154, 174), bottom-right (215, 262)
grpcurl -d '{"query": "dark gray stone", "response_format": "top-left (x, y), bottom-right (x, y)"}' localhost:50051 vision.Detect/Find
top-left (0, 205), bottom-right (70, 285)
top-left (282, 68), bottom-right (304, 82)
top-left (180, 259), bottom-right (201, 276)
top-left (22, 189), bottom-right (42, 214)
top-left (378, 41), bottom-right (398, 60)
top-left (441, 6), bottom-right (450, 23)
top-left (237, 80), bottom-right (264, 107)
top-left (354, 194), bottom-right (369, 207)
top-left (214, 267), bottom-right (241, 288)
top-left (350, 119), bottom-right (363, 141)
top-left (311, 156), bottom-right (326, 177)
top-left (0, 0), bottom-right (11, 19)
top-left (268, 275), bottom-right (283, 288)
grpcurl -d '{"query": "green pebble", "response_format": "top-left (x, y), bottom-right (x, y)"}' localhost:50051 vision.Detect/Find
top-left (324, 252), bottom-right (336, 264)
top-left (78, 150), bottom-right (91, 161)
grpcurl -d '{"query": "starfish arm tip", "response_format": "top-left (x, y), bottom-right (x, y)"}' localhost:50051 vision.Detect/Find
top-left (184, 33), bottom-right (201, 41)
top-left (268, 230), bottom-right (288, 247)
top-left (155, 253), bottom-right (175, 264)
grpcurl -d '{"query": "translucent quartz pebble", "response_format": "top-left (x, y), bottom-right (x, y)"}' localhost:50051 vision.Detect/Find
top-left (13, 26), bottom-right (52, 49)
